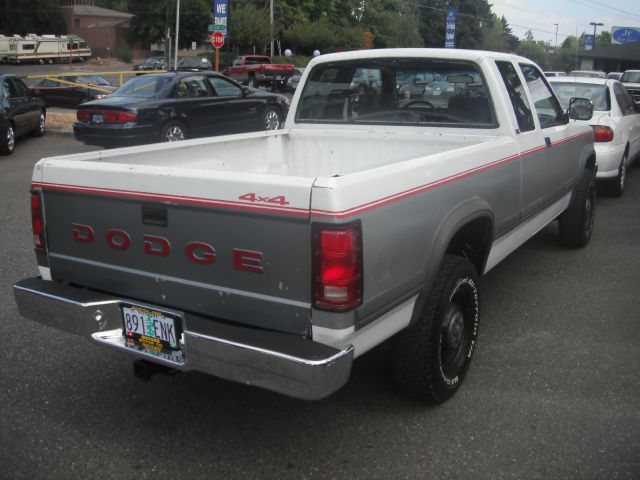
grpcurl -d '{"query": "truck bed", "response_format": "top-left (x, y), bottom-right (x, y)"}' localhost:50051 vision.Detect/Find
top-left (38, 128), bottom-right (498, 178)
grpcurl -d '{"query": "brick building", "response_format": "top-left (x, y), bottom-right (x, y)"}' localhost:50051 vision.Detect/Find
top-left (59, 0), bottom-right (133, 56)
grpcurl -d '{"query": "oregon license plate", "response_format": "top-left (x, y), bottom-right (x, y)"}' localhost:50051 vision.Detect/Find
top-left (121, 304), bottom-right (181, 351)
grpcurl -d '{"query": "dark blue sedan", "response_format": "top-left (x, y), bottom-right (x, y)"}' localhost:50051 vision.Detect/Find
top-left (73, 72), bottom-right (289, 148)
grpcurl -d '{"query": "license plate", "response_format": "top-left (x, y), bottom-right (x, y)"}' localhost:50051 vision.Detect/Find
top-left (92, 113), bottom-right (103, 124)
top-left (276, 76), bottom-right (283, 80)
top-left (121, 304), bottom-right (181, 351)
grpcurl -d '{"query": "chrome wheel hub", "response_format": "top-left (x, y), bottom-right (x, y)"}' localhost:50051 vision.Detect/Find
top-left (265, 110), bottom-right (280, 130)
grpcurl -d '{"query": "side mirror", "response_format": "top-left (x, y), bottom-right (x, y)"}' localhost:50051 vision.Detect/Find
top-left (568, 97), bottom-right (593, 121)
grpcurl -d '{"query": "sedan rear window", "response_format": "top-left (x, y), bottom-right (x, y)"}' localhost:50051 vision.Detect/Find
top-left (296, 58), bottom-right (496, 128)
top-left (113, 76), bottom-right (170, 98)
top-left (551, 82), bottom-right (610, 111)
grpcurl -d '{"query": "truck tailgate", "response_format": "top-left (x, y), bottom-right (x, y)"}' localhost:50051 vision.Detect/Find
top-left (34, 158), bottom-right (315, 335)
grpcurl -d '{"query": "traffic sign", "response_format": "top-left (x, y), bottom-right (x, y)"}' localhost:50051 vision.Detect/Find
top-left (210, 32), bottom-right (224, 49)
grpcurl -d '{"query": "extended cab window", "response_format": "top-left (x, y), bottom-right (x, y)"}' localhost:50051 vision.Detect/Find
top-left (519, 64), bottom-right (564, 128)
top-left (296, 58), bottom-right (496, 128)
top-left (496, 60), bottom-right (535, 132)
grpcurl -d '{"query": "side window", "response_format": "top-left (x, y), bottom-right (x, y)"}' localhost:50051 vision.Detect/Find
top-left (614, 83), bottom-right (636, 115)
top-left (1, 80), bottom-right (12, 99)
top-left (518, 64), bottom-right (564, 128)
top-left (10, 78), bottom-right (28, 97)
top-left (207, 77), bottom-right (242, 97)
top-left (176, 76), bottom-right (210, 98)
top-left (496, 60), bottom-right (535, 132)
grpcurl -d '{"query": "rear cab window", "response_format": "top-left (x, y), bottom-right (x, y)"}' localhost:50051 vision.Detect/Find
top-left (296, 58), bottom-right (497, 128)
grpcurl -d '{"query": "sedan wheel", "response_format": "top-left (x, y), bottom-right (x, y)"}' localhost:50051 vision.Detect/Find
top-left (263, 107), bottom-right (282, 130)
top-left (608, 152), bottom-right (628, 197)
top-left (32, 111), bottom-right (46, 137)
top-left (1, 125), bottom-right (16, 155)
top-left (161, 122), bottom-right (186, 142)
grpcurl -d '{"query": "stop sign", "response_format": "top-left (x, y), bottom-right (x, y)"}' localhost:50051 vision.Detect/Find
top-left (210, 32), bottom-right (224, 49)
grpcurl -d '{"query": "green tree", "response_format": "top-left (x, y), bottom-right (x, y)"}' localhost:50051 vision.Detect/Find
top-left (0, 0), bottom-right (66, 35)
top-left (228, 2), bottom-right (271, 52)
top-left (517, 39), bottom-right (549, 66)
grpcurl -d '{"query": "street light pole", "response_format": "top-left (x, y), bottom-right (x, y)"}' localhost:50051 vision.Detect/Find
top-left (554, 23), bottom-right (558, 49)
top-left (589, 21), bottom-right (604, 49)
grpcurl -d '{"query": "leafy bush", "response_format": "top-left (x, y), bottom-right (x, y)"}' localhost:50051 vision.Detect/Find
top-left (113, 44), bottom-right (133, 63)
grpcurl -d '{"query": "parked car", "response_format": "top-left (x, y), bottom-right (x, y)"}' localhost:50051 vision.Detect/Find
top-left (29, 73), bottom-right (116, 108)
top-left (285, 68), bottom-right (305, 91)
top-left (133, 56), bottom-right (166, 75)
top-left (549, 76), bottom-right (640, 196)
top-left (1, 74), bottom-right (46, 155)
top-left (73, 72), bottom-right (289, 148)
top-left (543, 71), bottom-right (567, 77)
top-left (176, 56), bottom-right (212, 71)
top-left (568, 70), bottom-right (606, 78)
top-left (620, 70), bottom-right (640, 105)
top-left (606, 72), bottom-right (623, 80)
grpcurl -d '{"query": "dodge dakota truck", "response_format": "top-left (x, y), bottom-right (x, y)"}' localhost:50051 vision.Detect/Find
top-left (14, 49), bottom-right (596, 403)
top-left (223, 54), bottom-right (295, 90)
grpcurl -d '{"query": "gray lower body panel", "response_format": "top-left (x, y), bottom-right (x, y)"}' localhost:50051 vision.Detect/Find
top-left (14, 277), bottom-right (353, 400)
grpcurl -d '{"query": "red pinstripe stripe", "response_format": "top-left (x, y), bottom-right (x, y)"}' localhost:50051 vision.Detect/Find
top-left (32, 131), bottom-right (591, 220)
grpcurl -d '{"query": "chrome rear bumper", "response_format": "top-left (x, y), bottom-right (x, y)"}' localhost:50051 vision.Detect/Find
top-left (14, 277), bottom-right (353, 400)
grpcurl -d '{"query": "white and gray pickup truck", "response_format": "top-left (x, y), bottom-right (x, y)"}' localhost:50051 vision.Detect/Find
top-left (14, 49), bottom-right (596, 403)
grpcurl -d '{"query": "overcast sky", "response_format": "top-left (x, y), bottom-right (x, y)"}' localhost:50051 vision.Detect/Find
top-left (489, 0), bottom-right (640, 45)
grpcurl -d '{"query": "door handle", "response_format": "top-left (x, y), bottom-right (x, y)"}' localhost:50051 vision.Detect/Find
top-left (544, 137), bottom-right (552, 148)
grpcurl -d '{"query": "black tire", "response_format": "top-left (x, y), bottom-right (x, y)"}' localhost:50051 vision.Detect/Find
top-left (559, 169), bottom-right (596, 248)
top-left (392, 255), bottom-right (480, 403)
top-left (607, 151), bottom-right (628, 197)
top-left (1, 124), bottom-right (16, 155)
top-left (31, 110), bottom-right (46, 137)
top-left (160, 121), bottom-right (187, 142)
top-left (263, 107), bottom-right (282, 130)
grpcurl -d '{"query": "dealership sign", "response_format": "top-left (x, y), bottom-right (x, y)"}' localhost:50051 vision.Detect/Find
top-left (611, 26), bottom-right (640, 44)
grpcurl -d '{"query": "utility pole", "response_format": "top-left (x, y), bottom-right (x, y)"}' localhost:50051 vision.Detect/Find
top-left (554, 23), bottom-right (558, 49)
top-left (174, 0), bottom-right (180, 70)
top-left (270, 0), bottom-right (274, 57)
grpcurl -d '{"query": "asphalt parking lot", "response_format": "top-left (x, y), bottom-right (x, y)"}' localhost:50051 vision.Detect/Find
top-left (0, 134), bottom-right (639, 480)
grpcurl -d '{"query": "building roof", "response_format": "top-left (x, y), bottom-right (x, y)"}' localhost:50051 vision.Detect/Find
top-left (578, 41), bottom-right (640, 61)
top-left (62, 4), bottom-right (133, 19)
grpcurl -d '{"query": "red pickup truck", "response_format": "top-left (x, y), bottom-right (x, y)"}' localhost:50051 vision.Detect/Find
top-left (223, 55), bottom-right (295, 90)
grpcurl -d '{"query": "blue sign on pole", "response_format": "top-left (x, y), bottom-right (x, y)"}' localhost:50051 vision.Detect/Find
top-left (445, 8), bottom-right (456, 48)
top-left (584, 34), bottom-right (594, 51)
top-left (213, 0), bottom-right (228, 37)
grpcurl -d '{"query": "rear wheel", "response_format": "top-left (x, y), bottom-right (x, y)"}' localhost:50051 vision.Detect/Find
top-left (31, 110), bottom-right (46, 137)
top-left (607, 151), bottom-right (628, 197)
top-left (1, 124), bottom-right (16, 155)
top-left (392, 255), bottom-right (480, 403)
top-left (559, 169), bottom-right (596, 248)
top-left (263, 107), bottom-right (282, 130)
top-left (161, 121), bottom-right (187, 142)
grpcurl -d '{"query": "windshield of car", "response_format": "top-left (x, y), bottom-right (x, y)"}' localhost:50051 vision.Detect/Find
top-left (144, 57), bottom-right (162, 66)
top-left (76, 75), bottom-right (110, 85)
top-left (569, 71), bottom-right (604, 78)
top-left (620, 71), bottom-right (640, 83)
top-left (179, 57), bottom-right (210, 67)
top-left (112, 76), bottom-right (170, 98)
top-left (296, 58), bottom-right (495, 127)
top-left (550, 82), bottom-right (610, 111)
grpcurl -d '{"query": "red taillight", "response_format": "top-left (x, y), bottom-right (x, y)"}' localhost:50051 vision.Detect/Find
top-left (77, 109), bottom-right (90, 121)
top-left (592, 125), bottom-right (614, 142)
top-left (77, 109), bottom-right (138, 123)
top-left (313, 224), bottom-right (363, 311)
top-left (30, 190), bottom-right (45, 252)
